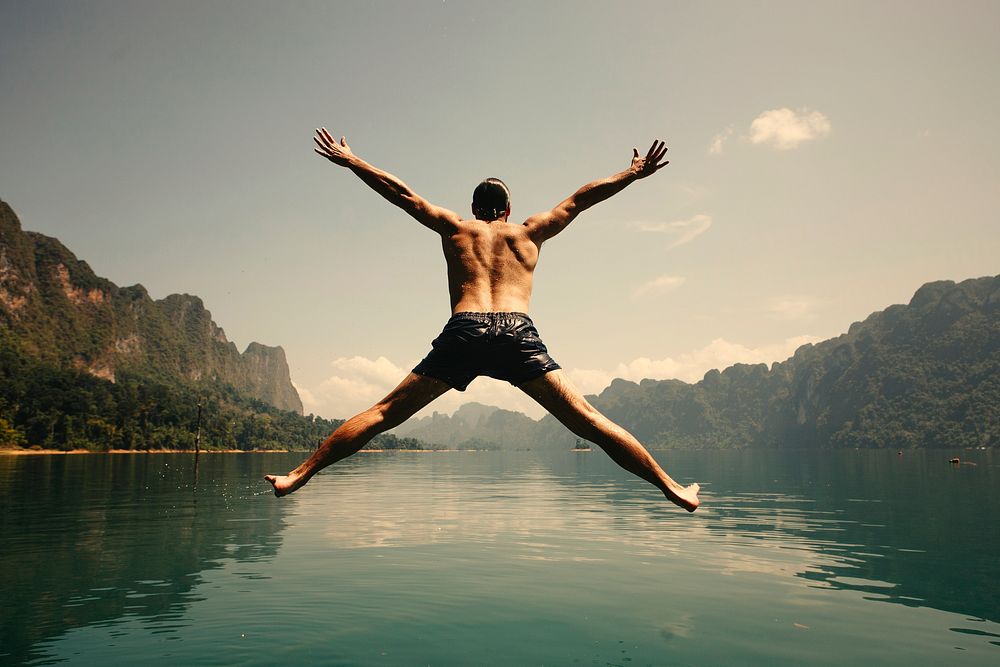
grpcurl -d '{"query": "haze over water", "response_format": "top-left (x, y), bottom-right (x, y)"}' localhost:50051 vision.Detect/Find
top-left (1, 449), bottom-right (997, 665)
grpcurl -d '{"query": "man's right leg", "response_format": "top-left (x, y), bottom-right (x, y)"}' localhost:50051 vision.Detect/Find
top-left (518, 370), bottom-right (700, 512)
top-left (265, 372), bottom-right (451, 497)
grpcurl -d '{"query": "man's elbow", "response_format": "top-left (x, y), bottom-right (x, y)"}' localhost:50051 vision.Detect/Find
top-left (401, 194), bottom-right (426, 215)
top-left (556, 201), bottom-right (580, 223)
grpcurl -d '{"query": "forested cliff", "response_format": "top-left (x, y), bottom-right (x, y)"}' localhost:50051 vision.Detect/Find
top-left (0, 200), bottom-right (302, 413)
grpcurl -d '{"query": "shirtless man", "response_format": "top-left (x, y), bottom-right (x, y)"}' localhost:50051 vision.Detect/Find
top-left (264, 128), bottom-right (700, 512)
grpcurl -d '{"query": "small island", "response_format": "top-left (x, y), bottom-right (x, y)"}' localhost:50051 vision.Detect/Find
top-left (572, 439), bottom-right (592, 452)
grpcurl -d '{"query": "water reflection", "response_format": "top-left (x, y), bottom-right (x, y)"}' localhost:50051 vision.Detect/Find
top-left (1, 449), bottom-right (998, 665)
top-left (686, 449), bottom-right (999, 626)
top-left (0, 454), bottom-right (288, 665)
top-left (294, 449), bottom-right (999, 648)
top-left (555, 448), bottom-right (1000, 648)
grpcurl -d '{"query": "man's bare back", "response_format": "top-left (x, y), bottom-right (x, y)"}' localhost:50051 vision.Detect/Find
top-left (442, 217), bottom-right (537, 313)
top-left (263, 129), bottom-right (700, 512)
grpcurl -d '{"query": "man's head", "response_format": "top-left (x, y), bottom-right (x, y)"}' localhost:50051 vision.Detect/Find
top-left (472, 178), bottom-right (510, 221)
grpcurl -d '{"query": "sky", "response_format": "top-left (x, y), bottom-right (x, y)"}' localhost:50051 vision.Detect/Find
top-left (2, 1), bottom-right (998, 420)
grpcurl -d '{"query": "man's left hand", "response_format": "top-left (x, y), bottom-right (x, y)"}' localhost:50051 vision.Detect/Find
top-left (630, 140), bottom-right (669, 179)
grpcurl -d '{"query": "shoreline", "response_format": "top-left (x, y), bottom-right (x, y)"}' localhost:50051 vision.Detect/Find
top-left (0, 448), bottom-right (295, 455)
top-left (0, 447), bottom-right (457, 456)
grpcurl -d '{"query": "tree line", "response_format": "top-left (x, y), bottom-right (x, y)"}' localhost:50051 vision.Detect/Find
top-left (0, 335), bottom-right (428, 452)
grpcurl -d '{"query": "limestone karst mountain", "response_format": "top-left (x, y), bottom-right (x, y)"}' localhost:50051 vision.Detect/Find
top-left (0, 199), bottom-right (302, 414)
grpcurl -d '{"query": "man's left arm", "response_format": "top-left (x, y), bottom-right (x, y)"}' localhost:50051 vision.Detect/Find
top-left (523, 140), bottom-right (669, 244)
top-left (313, 128), bottom-right (460, 233)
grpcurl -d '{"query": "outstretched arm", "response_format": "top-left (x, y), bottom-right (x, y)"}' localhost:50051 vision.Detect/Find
top-left (313, 128), bottom-right (460, 233)
top-left (524, 140), bottom-right (669, 243)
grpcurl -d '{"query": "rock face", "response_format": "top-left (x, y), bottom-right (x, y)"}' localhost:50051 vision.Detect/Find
top-left (0, 199), bottom-right (303, 414)
top-left (240, 343), bottom-right (302, 415)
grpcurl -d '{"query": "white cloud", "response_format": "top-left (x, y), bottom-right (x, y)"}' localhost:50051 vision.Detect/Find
top-left (292, 380), bottom-right (319, 414)
top-left (633, 214), bottom-right (712, 249)
top-left (768, 296), bottom-right (817, 321)
top-left (300, 356), bottom-right (412, 418)
top-left (297, 355), bottom-right (548, 421)
top-left (633, 274), bottom-right (686, 298)
top-left (708, 126), bottom-right (734, 154)
top-left (749, 107), bottom-right (831, 150)
top-left (567, 335), bottom-right (823, 395)
top-left (296, 337), bottom-right (823, 422)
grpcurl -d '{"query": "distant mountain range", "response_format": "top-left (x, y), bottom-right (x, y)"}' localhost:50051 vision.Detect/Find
top-left (396, 275), bottom-right (1000, 449)
top-left (395, 402), bottom-right (539, 449)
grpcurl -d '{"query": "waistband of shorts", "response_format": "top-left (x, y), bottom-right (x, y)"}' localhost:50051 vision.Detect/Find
top-left (449, 311), bottom-right (532, 323)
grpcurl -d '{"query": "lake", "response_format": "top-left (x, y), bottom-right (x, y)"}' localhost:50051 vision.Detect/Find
top-left (1, 449), bottom-right (998, 666)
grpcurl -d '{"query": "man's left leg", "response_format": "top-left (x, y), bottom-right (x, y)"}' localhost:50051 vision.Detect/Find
top-left (518, 370), bottom-right (700, 512)
top-left (265, 372), bottom-right (451, 497)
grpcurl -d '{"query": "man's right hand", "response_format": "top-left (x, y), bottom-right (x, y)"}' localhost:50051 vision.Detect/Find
top-left (313, 127), bottom-right (355, 166)
top-left (630, 140), bottom-right (669, 179)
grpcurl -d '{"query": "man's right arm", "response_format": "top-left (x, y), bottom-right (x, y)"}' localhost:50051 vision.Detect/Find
top-left (313, 128), bottom-right (460, 234)
top-left (524, 140), bottom-right (669, 244)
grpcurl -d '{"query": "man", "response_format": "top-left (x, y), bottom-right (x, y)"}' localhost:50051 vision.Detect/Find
top-left (265, 128), bottom-right (700, 512)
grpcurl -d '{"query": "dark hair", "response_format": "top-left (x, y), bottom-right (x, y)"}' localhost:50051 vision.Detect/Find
top-left (472, 178), bottom-right (510, 220)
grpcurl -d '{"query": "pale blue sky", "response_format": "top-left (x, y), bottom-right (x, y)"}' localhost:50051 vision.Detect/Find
top-left (2, 1), bottom-right (998, 418)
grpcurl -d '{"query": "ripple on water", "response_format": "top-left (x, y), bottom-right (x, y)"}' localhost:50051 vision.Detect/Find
top-left (3, 449), bottom-right (999, 665)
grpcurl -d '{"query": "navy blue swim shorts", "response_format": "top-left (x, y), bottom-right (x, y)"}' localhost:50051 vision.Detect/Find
top-left (412, 312), bottom-right (561, 391)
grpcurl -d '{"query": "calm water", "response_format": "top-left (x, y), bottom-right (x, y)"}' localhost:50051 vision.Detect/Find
top-left (1, 449), bottom-right (998, 666)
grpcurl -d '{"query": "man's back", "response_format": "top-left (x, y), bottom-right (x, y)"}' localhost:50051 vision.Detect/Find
top-left (440, 218), bottom-right (539, 314)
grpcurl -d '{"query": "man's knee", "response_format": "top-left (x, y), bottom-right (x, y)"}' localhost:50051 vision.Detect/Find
top-left (562, 392), bottom-right (600, 422)
top-left (339, 405), bottom-right (386, 440)
top-left (553, 399), bottom-right (601, 437)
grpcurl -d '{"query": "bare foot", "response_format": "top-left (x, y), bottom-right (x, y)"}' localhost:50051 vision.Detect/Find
top-left (264, 472), bottom-right (307, 497)
top-left (667, 483), bottom-right (701, 512)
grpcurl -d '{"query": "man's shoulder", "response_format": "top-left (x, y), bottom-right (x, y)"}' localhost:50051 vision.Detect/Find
top-left (448, 218), bottom-right (531, 231)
